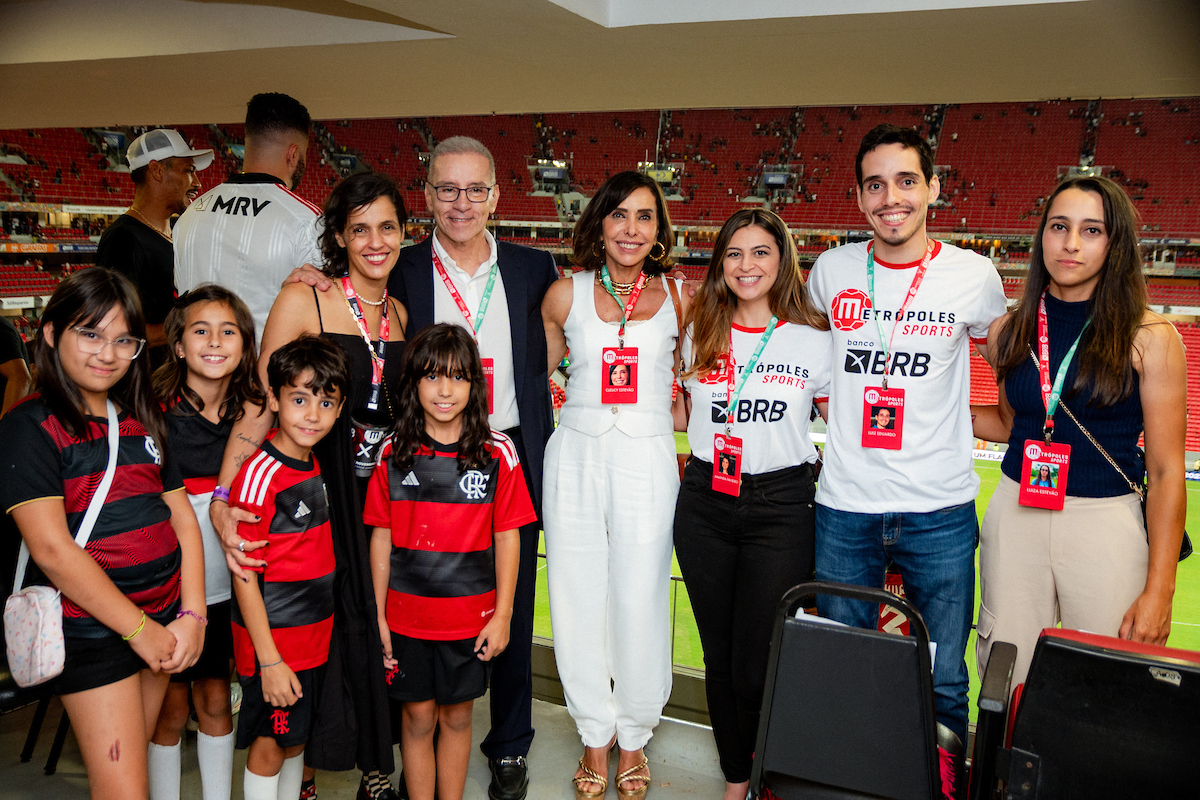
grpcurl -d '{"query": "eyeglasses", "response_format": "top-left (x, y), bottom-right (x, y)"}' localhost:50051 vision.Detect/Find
top-left (426, 182), bottom-right (496, 203)
top-left (71, 326), bottom-right (146, 360)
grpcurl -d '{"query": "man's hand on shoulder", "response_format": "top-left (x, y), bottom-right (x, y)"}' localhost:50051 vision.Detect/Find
top-left (282, 264), bottom-right (332, 292)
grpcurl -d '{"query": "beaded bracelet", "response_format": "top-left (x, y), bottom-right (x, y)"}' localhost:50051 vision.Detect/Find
top-left (177, 609), bottom-right (208, 626)
top-left (122, 611), bottom-right (147, 641)
top-left (212, 485), bottom-right (231, 504)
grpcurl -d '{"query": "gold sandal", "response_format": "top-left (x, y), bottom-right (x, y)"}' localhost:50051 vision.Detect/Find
top-left (573, 757), bottom-right (608, 800)
top-left (615, 755), bottom-right (650, 798)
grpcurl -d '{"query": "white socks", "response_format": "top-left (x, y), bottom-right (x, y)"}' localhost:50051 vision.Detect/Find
top-left (197, 730), bottom-right (235, 800)
top-left (276, 754), bottom-right (305, 800)
top-left (147, 741), bottom-right (181, 800)
top-left (242, 768), bottom-right (279, 800)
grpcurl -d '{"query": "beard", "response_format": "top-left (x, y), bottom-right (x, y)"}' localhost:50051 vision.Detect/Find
top-left (290, 156), bottom-right (306, 190)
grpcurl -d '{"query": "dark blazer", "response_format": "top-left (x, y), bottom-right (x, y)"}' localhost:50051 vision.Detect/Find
top-left (388, 237), bottom-right (558, 510)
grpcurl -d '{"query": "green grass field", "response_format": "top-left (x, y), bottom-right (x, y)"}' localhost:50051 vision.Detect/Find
top-left (531, 436), bottom-right (1200, 722)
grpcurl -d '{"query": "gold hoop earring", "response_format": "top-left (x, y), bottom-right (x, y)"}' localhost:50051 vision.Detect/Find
top-left (593, 241), bottom-right (605, 260)
top-left (649, 241), bottom-right (667, 262)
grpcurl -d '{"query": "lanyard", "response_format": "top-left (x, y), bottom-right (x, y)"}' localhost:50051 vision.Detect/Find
top-left (433, 249), bottom-right (498, 341)
top-left (340, 275), bottom-right (389, 410)
top-left (866, 238), bottom-right (935, 389)
top-left (599, 265), bottom-right (649, 348)
top-left (724, 317), bottom-right (778, 435)
top-left (1036, 290), bottom-right (1090, 443)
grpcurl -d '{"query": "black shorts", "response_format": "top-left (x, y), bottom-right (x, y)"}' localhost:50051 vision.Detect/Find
top-left (235, 665), bottom-right (323, 750)
top-left (53, 634), bottom-right (145, 695)
top-left (171, 601), bottom-right (233, 683)
top-left (386, 633), bottom-right (489, 706)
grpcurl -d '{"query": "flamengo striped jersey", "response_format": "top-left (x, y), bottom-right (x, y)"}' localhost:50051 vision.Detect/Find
top-left (229, 436), bottom-right (335, 676)
top-left (363, 432), bottom-right (537, 641)
top-left (173, 173), bottom-right (323, 339)
top-left (0, 396), bottom-right (182, 638)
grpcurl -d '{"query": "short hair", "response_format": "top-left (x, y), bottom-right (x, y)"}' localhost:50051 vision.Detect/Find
top-left (319, 172), bottom-right (409, 278)
top-left (428, 136), bottom-right (496, 184)
top-left (855, 124), bottom-right (934, 187)
top-left (130, 157), bottom-right (178, 187)
top-left (570, 171), bottom-right (674, 275)
top-left (245, 93), bottom-right (311, 140)
top-left (267, 335), bottom-right (351, 400)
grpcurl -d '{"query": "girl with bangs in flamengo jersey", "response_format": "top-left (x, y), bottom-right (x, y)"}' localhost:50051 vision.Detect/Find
top-left (365, 324), bottom-right (535, 800)
top-left (674, 209), bottom-right (832, 800)
top-left (147, 285), bottom-right (265, 800)
top-left (0, 268), bottom-right (207, 800)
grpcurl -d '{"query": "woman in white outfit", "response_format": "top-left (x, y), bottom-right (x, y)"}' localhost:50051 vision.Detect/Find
top-left (542, 171), bottom-right (689, 799)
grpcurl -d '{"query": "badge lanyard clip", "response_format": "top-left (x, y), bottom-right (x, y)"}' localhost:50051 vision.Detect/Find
top-left (866, 238), bottom-right (935, 390)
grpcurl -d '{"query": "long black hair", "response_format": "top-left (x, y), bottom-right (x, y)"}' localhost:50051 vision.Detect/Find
top-left (153, 284), bottom-right (265, 421)
top-left (391, 324), bottom-right (491, 474)
top-left (35, 267), bottom-right (167, 453)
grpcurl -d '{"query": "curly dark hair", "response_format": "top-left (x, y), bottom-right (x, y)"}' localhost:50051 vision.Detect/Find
top-left (318, 171), bottom-right (409, 279)
top-left (267, 335), bottom-right (352, 401)
top-left (391, 324), bottom-right (492, 474)
top-left (570, 171), bottom-right (674, 275)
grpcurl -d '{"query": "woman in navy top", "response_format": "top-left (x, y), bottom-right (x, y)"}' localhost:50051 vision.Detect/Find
top-left (973, 175), bottom-right (1186, 685)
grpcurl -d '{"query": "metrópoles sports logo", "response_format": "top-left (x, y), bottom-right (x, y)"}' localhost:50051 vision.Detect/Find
top-left (830, 288), bottom-right (871, 332)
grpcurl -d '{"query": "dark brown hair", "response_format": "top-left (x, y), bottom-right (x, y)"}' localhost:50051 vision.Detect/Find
top-left (993, 175), bottom-right (1147, 406)
top-left (319, 171), bottom-right (408, 278)
top-left (684, 209), bottom-right (828, 379)
top-left (266, 335), bottom-right (351, 400)
top-left (570, 171), bottom-right (674, 275)
top-left (391, 324), bottom-right (492, 474)
top-left (153, 284), bottom-right (264, 421)
top-left (856, 124), bottom-right (935, 187)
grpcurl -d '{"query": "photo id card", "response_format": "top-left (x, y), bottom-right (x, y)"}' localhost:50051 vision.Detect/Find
top-left (712, 434), bottom-right (743, 496)
top-left (481, 357), bottom-right (495, 414)
top-left (862, 387), bottom-right (905, 450)
top-left (1018, 440), bottom-right (1071, 510)
top-left (601, 347), bottom-right (638, 403)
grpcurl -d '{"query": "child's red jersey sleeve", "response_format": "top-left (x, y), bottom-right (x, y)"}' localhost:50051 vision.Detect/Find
top-left (363, 437), bottom-right (393, 529)
top-left (491, 434), bottom-right (537, 532)
top-left (229, 450), bottom-right (271, 574)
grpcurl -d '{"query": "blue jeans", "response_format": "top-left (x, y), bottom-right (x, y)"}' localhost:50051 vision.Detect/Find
top-left (814, 502), bottom-right (977, 744)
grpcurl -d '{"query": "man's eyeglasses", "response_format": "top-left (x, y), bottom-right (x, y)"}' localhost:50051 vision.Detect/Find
top-left (426, 183), bottom-right (496, 203)
top-left (72, 326), bottom-right (146, 360)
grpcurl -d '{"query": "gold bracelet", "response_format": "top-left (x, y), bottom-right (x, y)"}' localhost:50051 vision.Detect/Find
top-left (122, 611), bottom-right (147, 641)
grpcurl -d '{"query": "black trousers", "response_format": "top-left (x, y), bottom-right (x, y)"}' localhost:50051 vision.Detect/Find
top-left (479, 426), bottom-right (540, 759)
top-left (673, 458), bottom-right (816, 784)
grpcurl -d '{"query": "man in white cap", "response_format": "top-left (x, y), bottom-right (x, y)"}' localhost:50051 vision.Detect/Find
top-left (96, 128), bottom-right (212, 356)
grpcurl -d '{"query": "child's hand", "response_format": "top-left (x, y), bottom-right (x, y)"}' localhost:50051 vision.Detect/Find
top-left (161, 613), bottom-right (207, 673)
top-left (129, 617), bottom-right (177, 672)
top-left (474, 614), bottom-right (511, 662)
top-left (261, 661), bottom-right (303, 707)
top-left (378, 616), bottom-right (397, 670)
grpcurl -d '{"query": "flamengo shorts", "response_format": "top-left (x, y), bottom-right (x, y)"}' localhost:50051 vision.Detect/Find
top-left (386, 633), bottom-right (489, 706)
top-left (235, 665), bottom-right (323, 750)
top-left (171, 600), bottom-right (232, 683)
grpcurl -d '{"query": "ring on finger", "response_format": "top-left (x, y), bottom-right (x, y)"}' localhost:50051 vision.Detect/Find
top-left (238, 541), bottom-right (245, 552)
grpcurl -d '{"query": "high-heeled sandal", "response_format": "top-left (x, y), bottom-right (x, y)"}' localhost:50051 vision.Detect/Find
top-left (615, 755), bottom-right (651, 798)
top-left (573, 757), bottom-right (608, 800)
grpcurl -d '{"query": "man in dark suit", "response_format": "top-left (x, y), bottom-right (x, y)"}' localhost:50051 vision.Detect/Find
top-left (388, 136), bottom-right (557, 800)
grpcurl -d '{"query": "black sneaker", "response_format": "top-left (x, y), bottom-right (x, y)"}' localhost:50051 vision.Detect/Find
top-left (488, 756), bottom-right (529, 800)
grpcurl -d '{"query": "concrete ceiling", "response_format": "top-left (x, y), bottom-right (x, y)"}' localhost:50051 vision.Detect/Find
top-left (0, 0), bottom-right (1197, 129)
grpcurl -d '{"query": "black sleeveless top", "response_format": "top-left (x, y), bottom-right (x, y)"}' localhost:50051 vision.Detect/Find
top-left (313, 286), bottom-right (405, 423)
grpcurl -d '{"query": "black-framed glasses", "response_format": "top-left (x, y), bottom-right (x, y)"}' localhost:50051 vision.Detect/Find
top-left (426, 182), bottom-right (496, 203)
top-left (71, 326), bottom-right (146, 360)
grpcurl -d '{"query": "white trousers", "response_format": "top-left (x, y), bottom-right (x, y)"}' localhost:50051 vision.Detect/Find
top-left (543, 425), bottom-right (678, 750)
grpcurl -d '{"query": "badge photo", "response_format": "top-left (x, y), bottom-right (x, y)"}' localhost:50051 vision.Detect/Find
top-left (861, 386), bottom-right (905, 450)
top-left (712, 434), bottom-right (743, 496)
top-left (600, 347), bottom-right (638, 404)
top-left (1018, 439), bottom-right (1071, 510)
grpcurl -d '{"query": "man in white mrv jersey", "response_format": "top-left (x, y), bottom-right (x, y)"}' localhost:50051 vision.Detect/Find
top-left (174, 92), bottom-right (321, 338)
top-left (805, 125), bottom-right (1005, 775)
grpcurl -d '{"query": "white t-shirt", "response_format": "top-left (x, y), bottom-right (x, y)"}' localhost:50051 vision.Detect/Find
top-left (174, 174), bottom-right (323, 339)
top-left (683, 320), bottom-right (832, 474)
top-left (430, 230), bottom-right (519, 431)
top-left (806, 240), bottom-right (1006, 513)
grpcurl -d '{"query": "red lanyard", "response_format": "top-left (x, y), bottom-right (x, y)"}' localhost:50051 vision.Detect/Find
top-left (340, 275), bottom-right (389, 406)
top-left (1035, 290), bottom-right (1090, 440)
top-left (866, 238), bottom-right (935, 389)
top-left (432, 249), bottom-right (498, 340)
top-left (599, 266), bottom-right (650, 347)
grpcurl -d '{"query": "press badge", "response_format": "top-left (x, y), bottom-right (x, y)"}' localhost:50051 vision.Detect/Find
top-left (601, 347), bottom-right (638, 403)
top-left (481, 357), bottom-right (495, 414)
top-left (1018, 440), bottom-right (1071, 510)
top-left (862, 387), bottom-right (905, 449)
top-left (712, 434), bottom-right (743, 496)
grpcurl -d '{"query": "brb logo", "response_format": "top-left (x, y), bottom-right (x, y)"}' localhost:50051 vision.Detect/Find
top-left (830, 288), bottom-right (871, 332)
top-left (459, 470), bottom-right (490, 500)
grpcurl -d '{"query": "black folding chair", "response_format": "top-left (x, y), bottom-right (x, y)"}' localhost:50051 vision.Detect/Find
top-left (969, 628), bottom-right (1200, 799)
top-left (748, 580), bottom-right (942, 800)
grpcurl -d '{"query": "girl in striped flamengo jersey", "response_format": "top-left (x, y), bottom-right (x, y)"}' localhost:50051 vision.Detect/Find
top-left (148, 285), bottom-right (264, 800)
top-left (0, 268), bottom-right (207, 800)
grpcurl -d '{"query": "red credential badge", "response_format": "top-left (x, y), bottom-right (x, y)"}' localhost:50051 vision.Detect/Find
top-left (600, 347), bottom-right (638, 403)
top-left (712, 434), bottom-right (743, 496)
top-left (481, 357), bottom-right (495, 414)
top-left (861, 386), bottom-right (905, 449)
top-left (1018, 439), bottom-right (1071, 510)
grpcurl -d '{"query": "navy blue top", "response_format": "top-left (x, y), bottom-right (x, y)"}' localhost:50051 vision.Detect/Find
top-left (1000, 292), bottom-right (1143, 497)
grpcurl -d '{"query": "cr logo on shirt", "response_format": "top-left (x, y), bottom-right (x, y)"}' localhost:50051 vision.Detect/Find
top-left (459, 470), bottom-right (490, 500)
top-left (830, 289), bottom-right (871, 332)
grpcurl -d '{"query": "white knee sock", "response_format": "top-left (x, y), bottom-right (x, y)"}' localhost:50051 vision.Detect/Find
top-left (242, 767), bottom-right (280, 800)
top-left (147, 741), bottom-right (181, 800)
top-left (276, 753), bottom-right (305, 800)
top-left (197, 730), bottom-right (235, 800)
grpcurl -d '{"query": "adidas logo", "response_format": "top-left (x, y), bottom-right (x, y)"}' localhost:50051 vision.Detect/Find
top-left (294, 500), bottom-right (311, 519)
top-left (401, 471), bottom-right (420, 487)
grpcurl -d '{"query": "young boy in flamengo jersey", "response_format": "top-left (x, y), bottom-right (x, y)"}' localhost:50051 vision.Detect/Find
top-left (367, 325), bottom-right (536, 800)
top-left (229, 336), bottom-right (350, 800)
